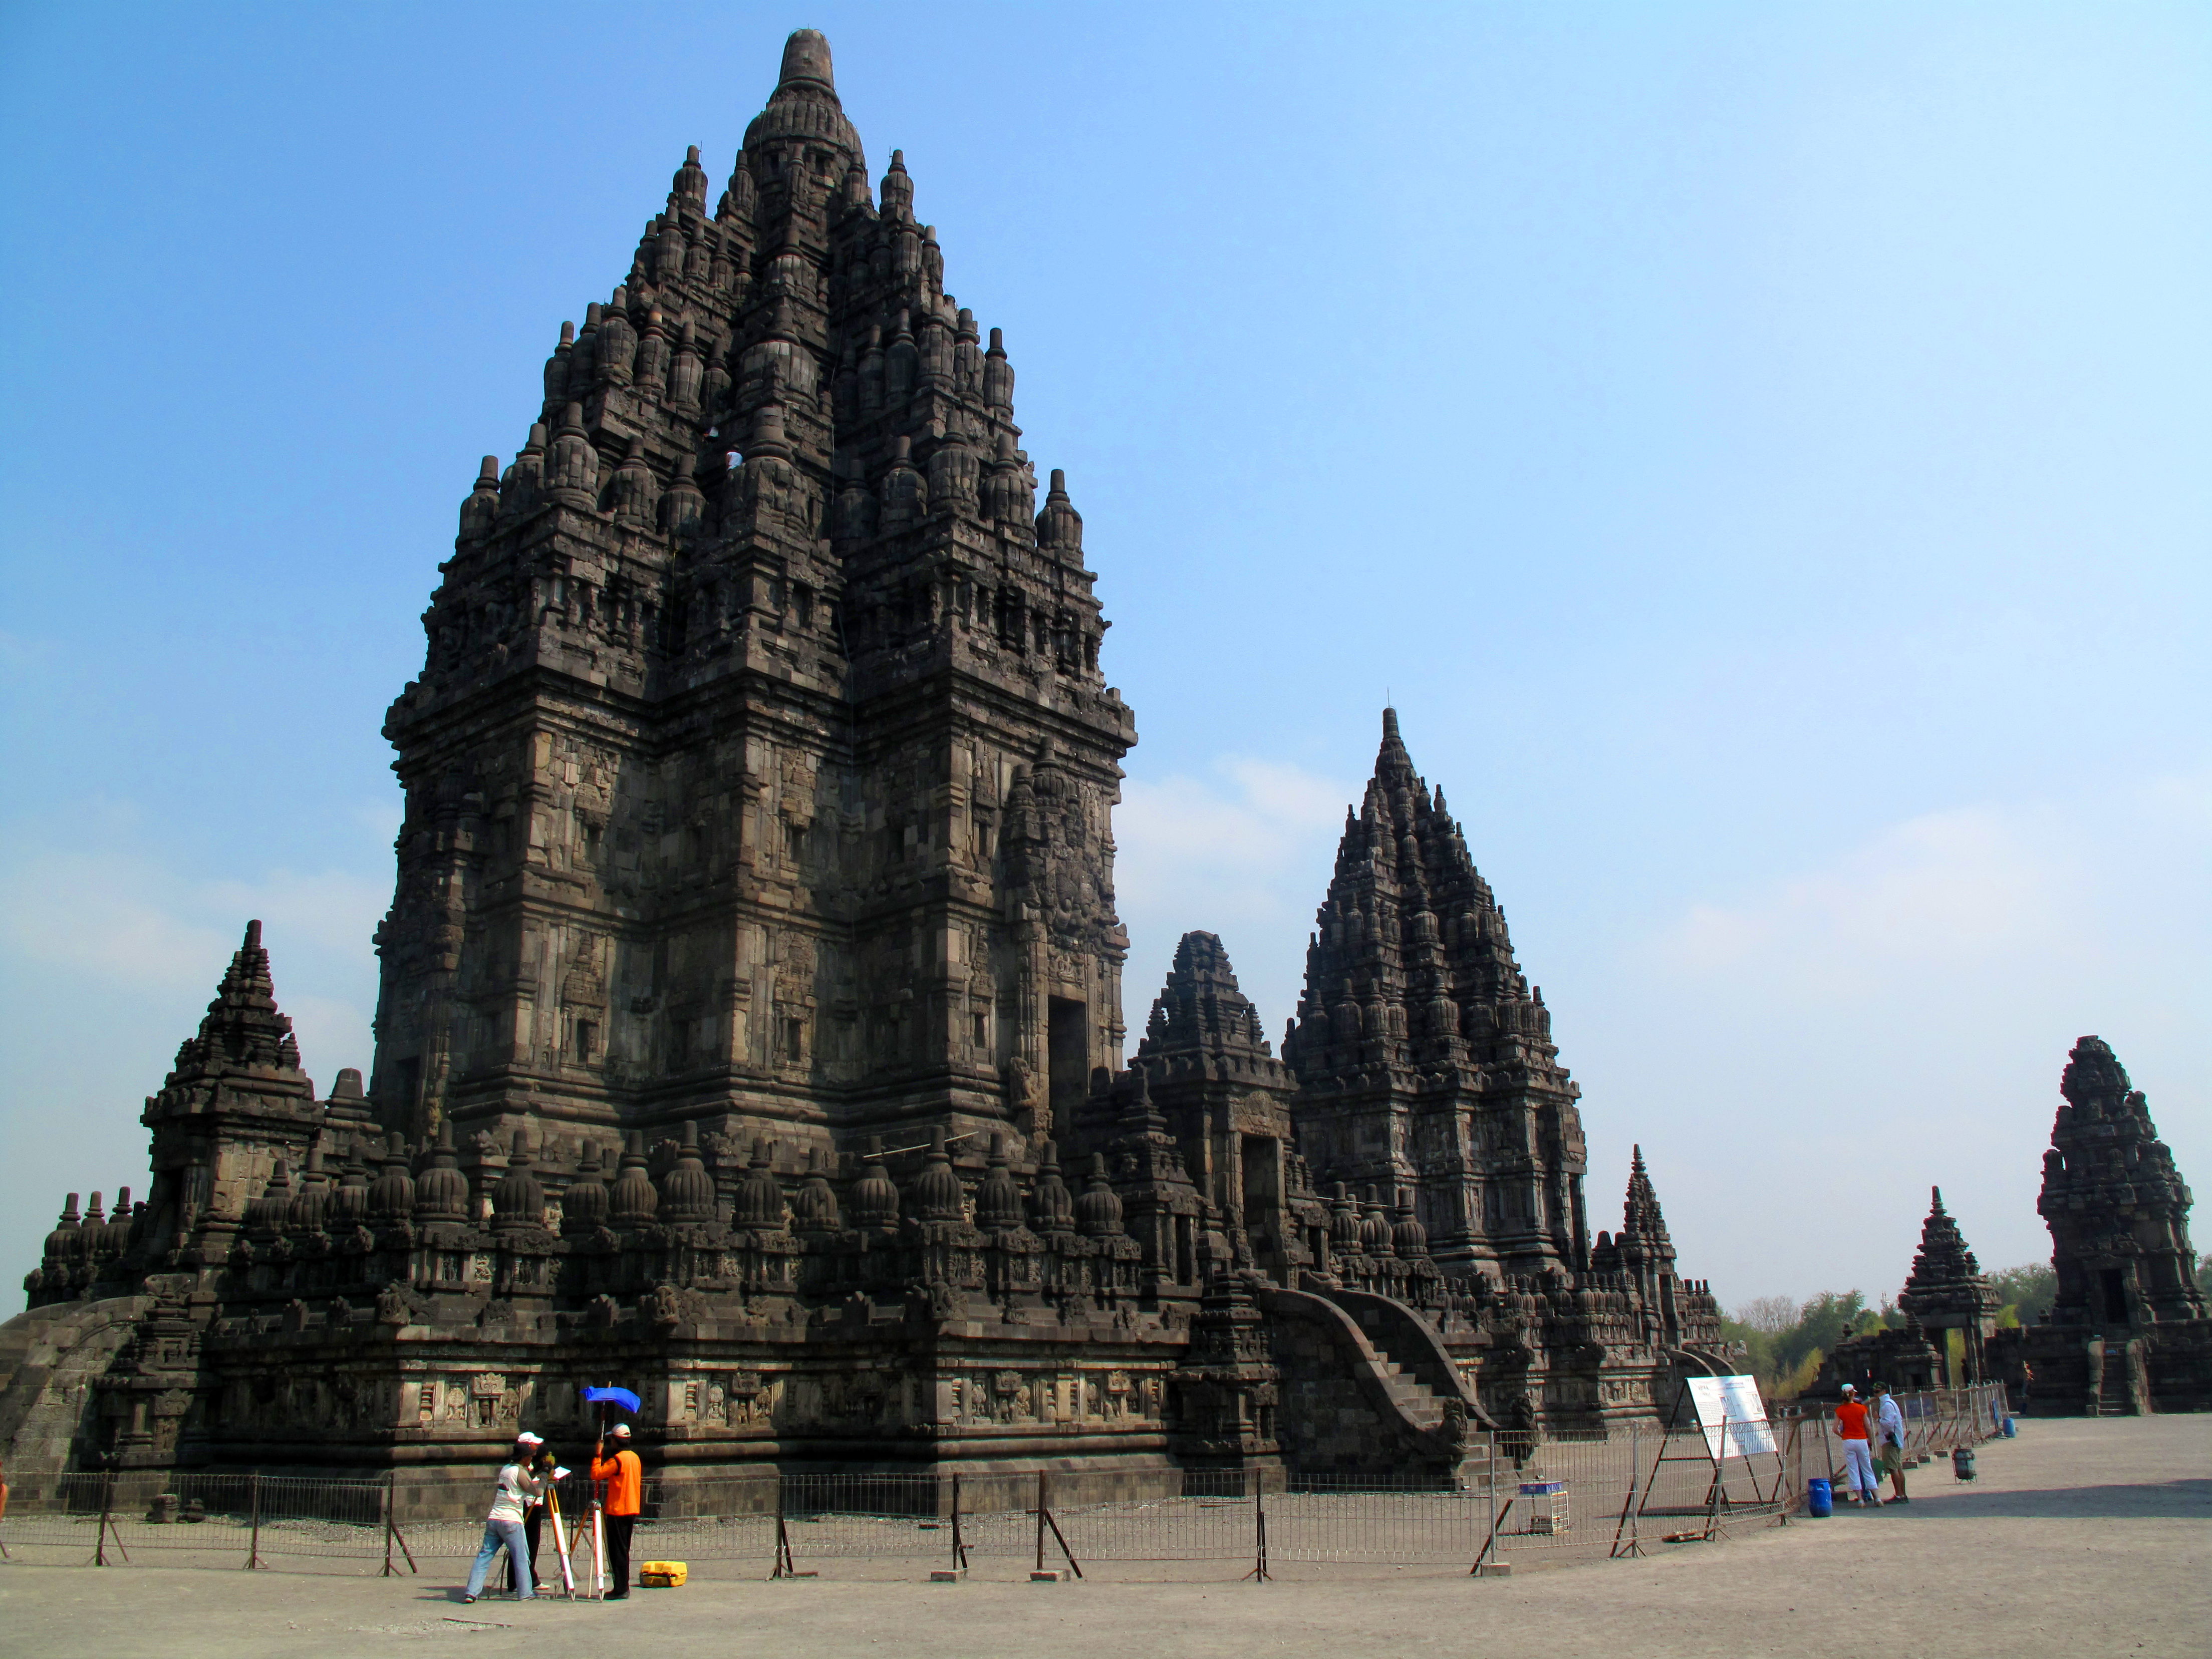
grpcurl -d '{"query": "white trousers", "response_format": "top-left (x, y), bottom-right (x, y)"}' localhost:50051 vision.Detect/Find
top-left (1842, 1439), bottom-right (1880, 1499)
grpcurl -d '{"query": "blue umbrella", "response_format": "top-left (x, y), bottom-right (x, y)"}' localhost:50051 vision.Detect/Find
top-left (579, 1386), bottom-right (642, 1414)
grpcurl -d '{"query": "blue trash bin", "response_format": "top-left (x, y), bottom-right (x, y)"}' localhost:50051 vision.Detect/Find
top-left (1806, 1478), bottom-right (1833, 1518)
top-left (2002, 1418), bottom-right (2017, 1438)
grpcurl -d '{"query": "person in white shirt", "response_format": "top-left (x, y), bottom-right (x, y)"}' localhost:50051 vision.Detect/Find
top-left (1873, 1385), bottom-right (1909, 1503)
top-left (499, 1432), bottom-right (564, 1593)
top-left (464, 1446), bottom-right (547, 1602)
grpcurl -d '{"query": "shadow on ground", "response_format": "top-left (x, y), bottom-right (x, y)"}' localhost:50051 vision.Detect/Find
top-left (1882, 1478), bottom-right (2212, 1521)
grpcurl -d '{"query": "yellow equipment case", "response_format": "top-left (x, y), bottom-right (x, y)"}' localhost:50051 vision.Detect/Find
top-left (638, 1561), bottom-right (688, 1588)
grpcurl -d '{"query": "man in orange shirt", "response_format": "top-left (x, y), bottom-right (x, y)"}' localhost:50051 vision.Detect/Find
top-left (590, 1422), bottom-right (644, 1598)
top-left (1834, 1384), bottom-right (1882, 1507)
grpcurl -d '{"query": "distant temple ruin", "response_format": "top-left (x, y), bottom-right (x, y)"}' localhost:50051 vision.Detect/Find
top-left (3, 30), bottom-right (1734, 1496)
top-left (1827, 1036), bottom-right (2209, 1414)
top-left (1991, 1037), bottom-right (2210, 1414)
top-left (1819, 1188), bottom-right (1996, 1397)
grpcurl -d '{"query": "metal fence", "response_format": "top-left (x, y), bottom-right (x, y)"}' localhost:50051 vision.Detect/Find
top-left (0, 1389), bottom-right (2008, 1583)
top-left (1771, 1384), bottom-right (2009, 1504)
top-left (0, 1471), bottom-right (412, 1572)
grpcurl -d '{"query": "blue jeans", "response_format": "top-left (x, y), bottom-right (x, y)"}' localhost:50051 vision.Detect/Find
top-left (465, 1519), bottom-right (534, 1599)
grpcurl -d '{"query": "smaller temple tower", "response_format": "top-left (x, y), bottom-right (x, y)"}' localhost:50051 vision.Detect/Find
top-left (2039, 1038), bottom-right (2205, 1330)
top-left (135, 922), bottom-right (323, 1277)
top-left (1589, 1146), bottom-right (1721, 1359)
top-left (1990, 1036), bottom-right (2211, 1415)
top-left (1071, 931), bottom-right (1325, 1309)
top-left (1285, 710), bottom-right (1589, 1279)
top-left (1897, 1188), bottom-right (2000, 1386)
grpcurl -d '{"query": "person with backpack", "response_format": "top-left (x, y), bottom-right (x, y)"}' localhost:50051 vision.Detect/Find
top-left (1872, 1384), bottom-right (1909, 1503)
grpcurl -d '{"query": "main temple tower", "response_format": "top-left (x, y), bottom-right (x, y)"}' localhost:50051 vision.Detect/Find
top-left (9, 33), bottom-right (1741, 1490)
top-left (372, 32), bottom-right (1136, 1164)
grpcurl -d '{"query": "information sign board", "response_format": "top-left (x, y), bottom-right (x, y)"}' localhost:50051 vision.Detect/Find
top-left (1686, 1374), bottom-right (1776, 1459)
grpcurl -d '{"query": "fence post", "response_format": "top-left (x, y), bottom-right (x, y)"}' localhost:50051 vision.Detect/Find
top-left (1607, 1422), bottom-right (1643, 1558)
top-left (1472, 1430), bottom-right (1504, 1574)
top-left (1703, 1409), bottom-right (1729, 1539)
top-left (389, 1473), bottom-right (419, 1576)
top-left (771, 1480), bottom-right (794, 1579)
top-left (245, 1472), bottom-right (262, 1569)
top-left (1254, 1474), bottom-right (1268, 1583)
top-left (377, 1471), bottom-right (419, 1579)
top-left (1779, 1417), bottom-right (1800, 1524)
top-left (1244, 1470), bottom-right (1269, 1583)
top-left (1028, 1469), bottom-right (1082, 1579)
top-left (1631, 1422), bottom-right (1644, 1544)
top-left (95, 1470), bottom-right (115, 1567)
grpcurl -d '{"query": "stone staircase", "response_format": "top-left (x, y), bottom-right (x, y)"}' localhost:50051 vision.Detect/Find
top-left (2094, 1347), bottom-right (2134, 1417)
top-left (1373, 1353), bottom-right (1451, 1431)
top-left (1258, 1285), bottom-right (1469, 1478)
top-left (1316, 1286), bottom-right (1505, 1489)
top-left (1366, 1335), bottom-right (1503, 1490)
top-left (1256, 1281), bottom-right (1494, 1483)
top-left (0, 1294), bottom-right (154, 1480)
top-left (1315, 1285), bottom-right (1484, 1426)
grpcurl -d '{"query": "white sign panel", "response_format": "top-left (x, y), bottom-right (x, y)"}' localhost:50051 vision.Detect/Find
top-left (1687, 1374), bottom-right (1776, 1460)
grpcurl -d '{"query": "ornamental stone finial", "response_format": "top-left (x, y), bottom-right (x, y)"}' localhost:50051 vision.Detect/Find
top-left (778, 29), bottom-right (835, 92)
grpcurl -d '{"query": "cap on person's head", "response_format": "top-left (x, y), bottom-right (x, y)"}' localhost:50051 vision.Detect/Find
top-left (515, 1431), bottom-right (546, 1447)
top-left (1840, 1383), bottom-right (1856, 1394)
top-left (610, 1423), bottom-right (631, 1439)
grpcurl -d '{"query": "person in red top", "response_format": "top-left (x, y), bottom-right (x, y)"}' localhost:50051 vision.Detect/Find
top-left (1833, 1384), bottom-right (1883, 1507)
top-left (590, 1422), bottom-right (644, 1598)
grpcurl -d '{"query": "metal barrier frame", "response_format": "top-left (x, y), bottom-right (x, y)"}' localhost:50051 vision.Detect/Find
top-left (0, 1391), bottom-right (2009, 1580)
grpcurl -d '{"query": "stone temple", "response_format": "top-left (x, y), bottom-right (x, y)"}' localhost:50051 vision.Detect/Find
top-left (1989, 1037), bottom-right (2211, 1414)
top-left (2, 31), bottom-right (1734, 1497)
top-left (1824, 1036), bottom-right (2210, 1414)
top-left (1818, 1187), bottom-right (1999, 1397)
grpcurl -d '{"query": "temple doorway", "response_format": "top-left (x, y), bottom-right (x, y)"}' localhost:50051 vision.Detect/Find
top-left (1048, 997), bottom-right (1088, 1128)
top-left (2100, 1267), bottom-right (2132, 1328)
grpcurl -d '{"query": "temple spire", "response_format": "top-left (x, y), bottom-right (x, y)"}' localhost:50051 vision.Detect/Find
top-left (1281, 708), bottom-right (1589, 1279)
top-left (164, 919), bottom-right (306, 1083)
top-left (1136, 931), bottom-right (1277, 1064)
top-left (1290, 708), bottom-right (1550, 1089)
top-left (1897, 1182), bottom-right (2000, 1388)
top-left (385, 21), bottom-right (1126, 1245)
top-left (1375, 705), bottom-right (1415, 789)
top-left (745, 28), bottom-right (863, 180)
top-left (1620, 1145), bottom-right (1675, 1265)
top-left (1900, 1184), bottom-right (1989, 1309)
top-left (777, 27), bottom-right (836, 91)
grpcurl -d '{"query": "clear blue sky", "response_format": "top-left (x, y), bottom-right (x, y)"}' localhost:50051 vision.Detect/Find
top-left (3, 2), bottom-right (2206, 1308)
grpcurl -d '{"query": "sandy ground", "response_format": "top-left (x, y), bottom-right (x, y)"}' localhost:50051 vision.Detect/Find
top-left (2, 1415), bottom-right (2204, 1658)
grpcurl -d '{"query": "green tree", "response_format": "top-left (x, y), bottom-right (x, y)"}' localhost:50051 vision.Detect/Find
top-left (1786, 1291), bottom-right (1870, 1376)
top-left (1725, 1291), bottom-right (1876, 1397)
top-left (1988, 1261), bottom-right (2057, 1327)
